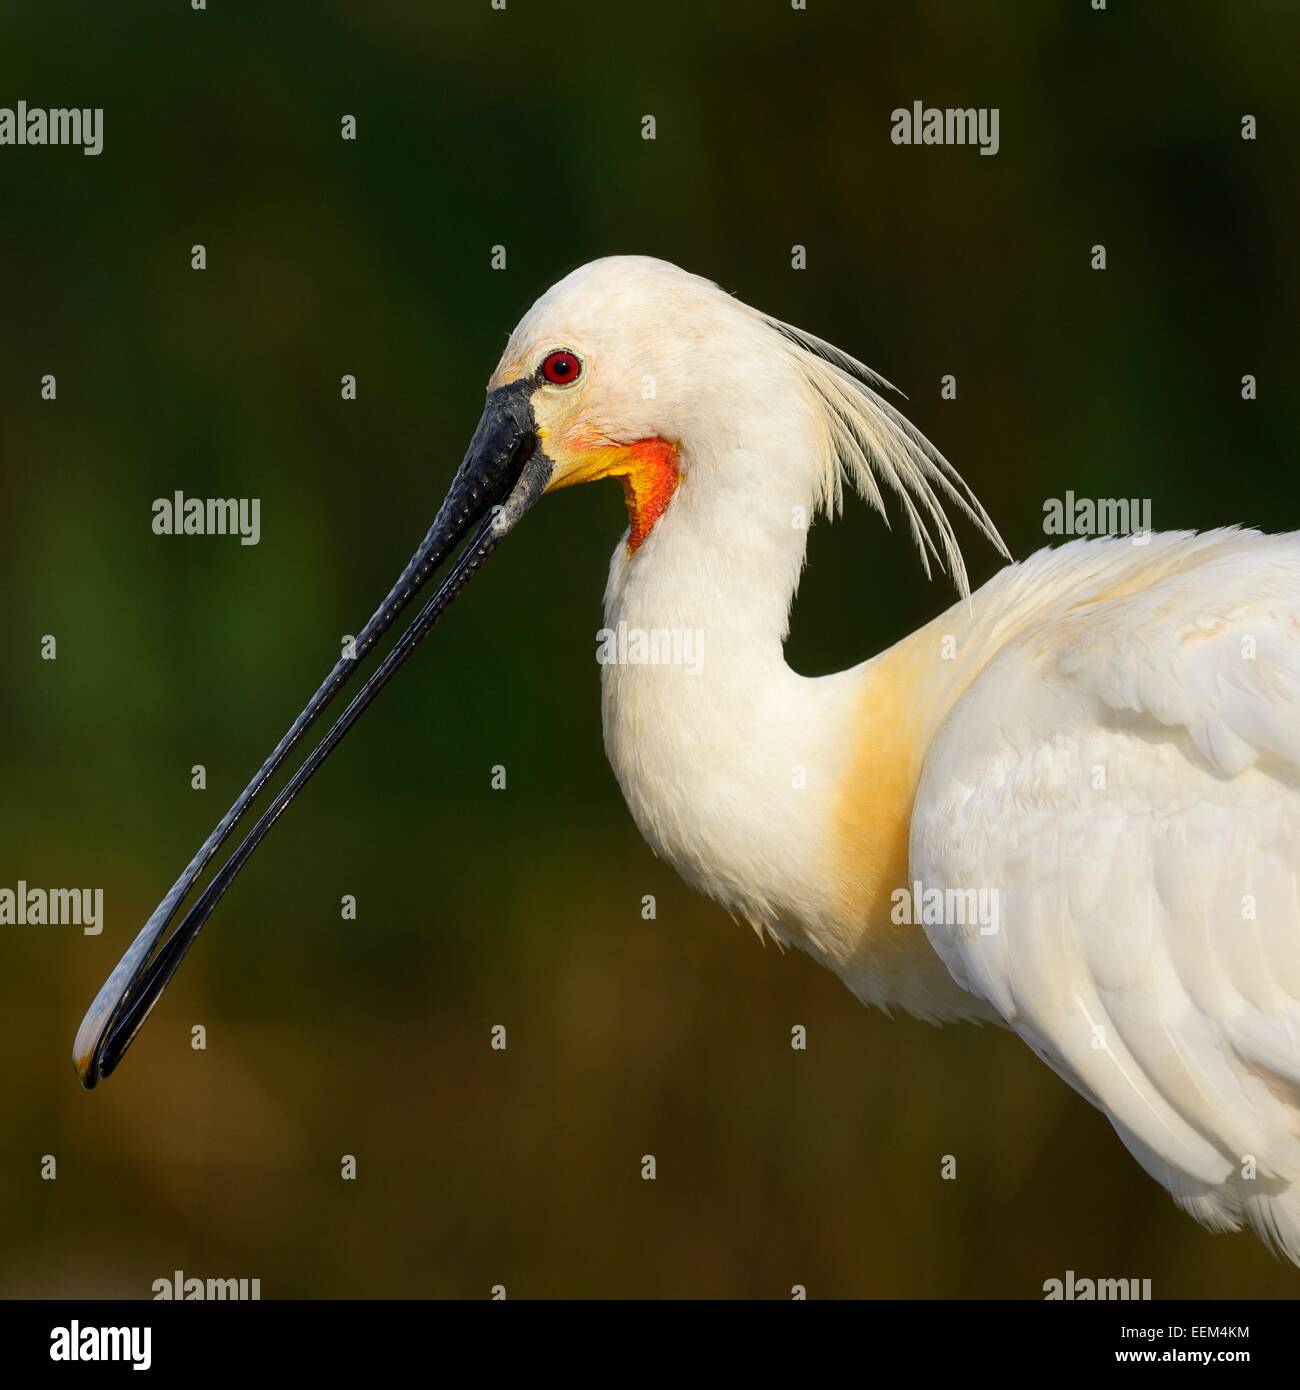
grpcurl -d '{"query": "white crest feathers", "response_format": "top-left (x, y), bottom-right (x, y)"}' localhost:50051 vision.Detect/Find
top-left (762, 313), bottom-right (1010, 596)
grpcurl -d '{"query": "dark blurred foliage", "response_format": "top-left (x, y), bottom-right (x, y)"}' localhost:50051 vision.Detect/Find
top-left (1, 1), bottom-right (1297, 1297)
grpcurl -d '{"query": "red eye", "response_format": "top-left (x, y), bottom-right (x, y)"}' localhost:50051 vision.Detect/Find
top-left (539, 349), bottom-right (582, 386)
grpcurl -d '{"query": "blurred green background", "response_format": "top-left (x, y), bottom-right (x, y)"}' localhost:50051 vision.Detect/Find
top-left (2, 1), bottom-right (1298, 1298)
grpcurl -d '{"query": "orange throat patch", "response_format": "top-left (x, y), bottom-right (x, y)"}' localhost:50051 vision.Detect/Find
top-left (616, 439), bottom-right (680, 552)
top-left (549, 435), bottom-right (681, 553)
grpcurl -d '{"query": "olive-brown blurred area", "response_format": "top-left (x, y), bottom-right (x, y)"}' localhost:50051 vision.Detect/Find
top-left (1, 1), bottom-right (1298, 1297)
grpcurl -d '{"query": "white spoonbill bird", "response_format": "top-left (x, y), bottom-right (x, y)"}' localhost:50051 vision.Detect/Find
top-left (76, 256), bottom-right (1300, 1264)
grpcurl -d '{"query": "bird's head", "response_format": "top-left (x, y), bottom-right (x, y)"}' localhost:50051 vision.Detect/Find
top-left (73, 255), bottom-right (1005, 1088)
top-left (486, 255), bottom-right (781, 552)
top-left (481, 253), bottom-right (1005, 572)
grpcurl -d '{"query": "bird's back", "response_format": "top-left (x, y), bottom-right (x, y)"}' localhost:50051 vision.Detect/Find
top-left (911, 528), bottom-right (1300, 1260)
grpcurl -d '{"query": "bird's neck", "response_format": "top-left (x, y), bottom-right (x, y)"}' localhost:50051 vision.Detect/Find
top-left (600, 437), bottom-right (887, 964)
top-left (604, 438), bottom-right (813, 667)
top-left (596, 435), bottom-right (1011, 1021)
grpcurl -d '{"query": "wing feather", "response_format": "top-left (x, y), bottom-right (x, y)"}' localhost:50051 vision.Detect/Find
top-left (912, 532), bottom-right (1300, 1257)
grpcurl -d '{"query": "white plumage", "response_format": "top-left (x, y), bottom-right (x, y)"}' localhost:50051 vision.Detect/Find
top-left (913, 530), bottom-right (1300, 1259)
top-left (498, 257), bottom-right (1300, 1262)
